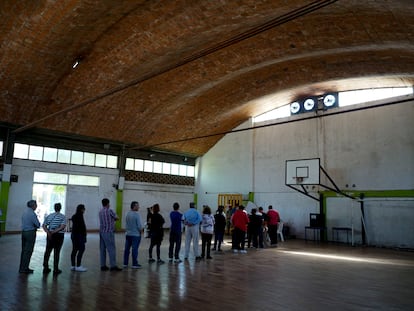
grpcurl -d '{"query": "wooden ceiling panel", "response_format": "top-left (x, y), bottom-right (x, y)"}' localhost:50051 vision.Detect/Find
top-left (1, 0), bottom-right (413, 157)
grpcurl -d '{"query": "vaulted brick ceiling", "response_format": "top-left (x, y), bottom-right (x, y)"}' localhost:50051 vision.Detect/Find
top-left (0, 0), bottom-right (413, 157)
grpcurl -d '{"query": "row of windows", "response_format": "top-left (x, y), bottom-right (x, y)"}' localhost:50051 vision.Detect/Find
top-left (0, 142), bottom-right (195, 178)
top-left (13, 143), bottom-right (118, 168)
top-left (125, 158), bottom-right (195, 177)
top-left (34, 171), bottom-right (100, 187)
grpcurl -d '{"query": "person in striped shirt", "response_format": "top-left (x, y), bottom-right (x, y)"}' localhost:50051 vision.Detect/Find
top-left (99, 198), bottom-right (122, 271)
top-left (42, 203), bottom-right (66, 275)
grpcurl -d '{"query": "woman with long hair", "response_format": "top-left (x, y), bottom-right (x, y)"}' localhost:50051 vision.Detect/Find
top-left (70, 204), bottom-right (87, 272)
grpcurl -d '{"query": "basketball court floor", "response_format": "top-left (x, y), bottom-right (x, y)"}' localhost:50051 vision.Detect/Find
top-left (1, 232), bottom-right (413, 310)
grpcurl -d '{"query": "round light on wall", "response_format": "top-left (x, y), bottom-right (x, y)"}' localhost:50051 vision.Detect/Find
top-left (303, 98), bottom-right (316, 111)
top-left (290, 101), bottom-right (301, 114)
top-left (323, 92), bottom-right (339, 108)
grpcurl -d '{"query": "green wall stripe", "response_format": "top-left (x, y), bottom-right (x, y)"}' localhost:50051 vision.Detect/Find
top-left (321, 189), bottom-right (414, 198)
top-left (0, 182), bottom-right (10, 232)
top-left (115, 190), bottom-right (123, 230)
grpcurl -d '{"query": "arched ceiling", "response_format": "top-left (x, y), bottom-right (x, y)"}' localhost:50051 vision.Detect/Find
top-left (0, 0), bottom-right (413, 157)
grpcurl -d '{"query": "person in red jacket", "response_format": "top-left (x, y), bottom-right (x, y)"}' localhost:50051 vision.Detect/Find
top-left (231, 205), bottom-right (249, 253)
top-left (267, 205), bottom-right (280, 246)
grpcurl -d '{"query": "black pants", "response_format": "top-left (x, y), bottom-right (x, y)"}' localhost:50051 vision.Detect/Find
top-left (232, 227), bottom-right (246, 250)
top-left (201, 233), bottom-right (213, 257)
top-left (71, 233), bottom-right (86, 266)
top-left (268, 224), bottom-right (278, 245)
top-left (43, 233), bottom-right (64, 270)
top-left (168, 231), bottom-right (182, 259)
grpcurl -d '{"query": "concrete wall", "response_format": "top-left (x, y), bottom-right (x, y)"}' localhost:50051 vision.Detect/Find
top-left (196, 97), bottom-right (414, 248)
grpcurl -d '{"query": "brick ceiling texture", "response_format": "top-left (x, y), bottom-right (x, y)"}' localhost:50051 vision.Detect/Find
top-left (0, 1), bottom-right (413, 157)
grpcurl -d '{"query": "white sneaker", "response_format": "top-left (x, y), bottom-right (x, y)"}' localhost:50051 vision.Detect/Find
top-left (240, 250), bottom-right (247, 254)
top-left (71, 266), bottom-right (76, 271)
top-left (75, 266), bottom-right (87, 272)
top-left (233, 249), bottom-right (239, 253)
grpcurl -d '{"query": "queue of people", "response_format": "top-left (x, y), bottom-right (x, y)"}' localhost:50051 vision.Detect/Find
top-left (19, 198), bottom-right (282, 275)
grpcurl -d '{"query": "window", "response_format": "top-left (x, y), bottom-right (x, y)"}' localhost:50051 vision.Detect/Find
top-left (12, 143), bottom-right (118, 169)
top-left (29, 145), bottom-right (43, 161)
top-left (153, 161), bottom-right (162, 173)
top-left (57, 149), bottom-right (71, 163)
top-left (13, 143), bottom-right (29, 159)
top-left (144, 160), bottom-right (153, 172)
top-left (69, 175), bottom-right (99, 186)
top-left (125, 157), bottom-right (195, 177)
top-left (83, 153), bottom-right (95, 166)
top-left (71, 151), bottom-right (83, 165)
top-left (43, 147), bottom-right (57, 162)
top-left (34, 171), bottom-right (99, 187)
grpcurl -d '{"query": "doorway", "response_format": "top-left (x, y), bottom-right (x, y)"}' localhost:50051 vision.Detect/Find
top-left (32, 183), bottom-right (66, 222)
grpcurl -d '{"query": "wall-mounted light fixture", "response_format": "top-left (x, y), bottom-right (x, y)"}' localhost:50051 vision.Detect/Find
top-left (322, 92), bottom-right (339, 109)
top-left (290, 101), bottom-right (302, 114)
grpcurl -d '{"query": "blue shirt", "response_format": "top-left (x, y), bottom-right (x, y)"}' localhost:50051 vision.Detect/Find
top-left (170, 210), bottom-right (183, 234)
top-left (125, 210), bottom-right (143, 236)
top-left (183, 208), bottom-right (202, 226)
top-left (21, 208), bottom-right (40, 231)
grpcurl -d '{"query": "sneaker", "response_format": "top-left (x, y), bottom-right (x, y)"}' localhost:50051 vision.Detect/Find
top-left (123, 265), bottom-right (128, 268)
top-left (131, 264), bottom-right (142, 269)
top-left (43, 268), bottom-right (51, 274)
top-left (75, 266), bottom-right (87, 272)
top-left (148, 258), bottom-right (156, 263)
top-left (101, 266), bottom-right (109, 271)
top-left (240, 250), bottom-right (247, 254)
top-left (195, 256), bottom-right (202, 261)
top-left (207, 256), bottom-right (213, 259)
top-left (71, 266), bottom-right (76, 271)
top-left (174, 259), bottom-right (183, 263)
top-left (168, 258), bottom-right (173, 263)
top-left (157, 259), bottom-right (165, 265)
top-left (110, 266), bottom-right (122, 271)
top-left (233, 249), bottom-right (239, 253)
top-left (53, 269), bottom-right (62, 275)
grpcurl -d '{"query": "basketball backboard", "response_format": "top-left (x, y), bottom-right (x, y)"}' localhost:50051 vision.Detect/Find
top-left (285, 158), bottom-right (320, 185)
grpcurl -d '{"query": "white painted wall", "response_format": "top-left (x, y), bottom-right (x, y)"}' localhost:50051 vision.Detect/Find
top-left (121, 181), bottom-right (194, 228)
top-left (196, 97), bottom-right (414, 248)
top-left (6, 159), bottom-right (119, 231)
top-left (4, 160), bottom-right (195, 231)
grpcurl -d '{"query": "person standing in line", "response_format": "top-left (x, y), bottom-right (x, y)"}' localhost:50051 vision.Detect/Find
top-left (267, 205), bottom-right (280, 246)
top-left (99, 198), bottom-right (122, 271)
top-left (183, 202), bottom-right (202, 260)
top-left (148, 203), bottom-right (165, 264)
top-left (70, 204), bottom-right (88, 272)
top-left (123, 201), bottom-right (143, 269)
top-left (168, 202), bottom-right (183, 263)
top-left (231, 205), bottom-right (249, 253)
top-left (258, 206), bottom-right (267, 248)
top-left (247, 208), bottom-right (263, 248)
top-left (212, 205), bottom-right (226, 251)
top-left (200, 206), bottom-right (215, 259)
top-left (19, 200), bottom-right (41, 274)
top-left (42, 203), bottom-right (66, 275)
top-left (145, 206), bottom-right (152, 238)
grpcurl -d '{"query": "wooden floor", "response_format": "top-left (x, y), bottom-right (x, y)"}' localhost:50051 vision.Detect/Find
top-left (1, 232), bottom-right (413, 311)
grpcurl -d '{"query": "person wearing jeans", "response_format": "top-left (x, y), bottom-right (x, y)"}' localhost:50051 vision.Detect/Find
top-left (123, 201), bottom-right (143, 268)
